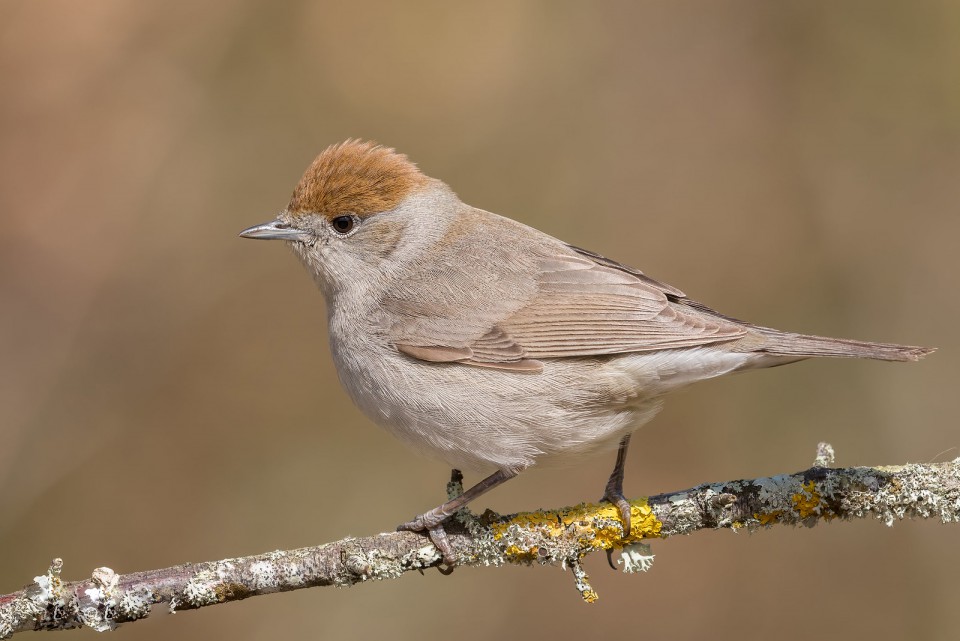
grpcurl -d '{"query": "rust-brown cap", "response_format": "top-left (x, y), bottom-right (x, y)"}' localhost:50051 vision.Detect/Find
top-left (287, 140), bottom-right (430, 219)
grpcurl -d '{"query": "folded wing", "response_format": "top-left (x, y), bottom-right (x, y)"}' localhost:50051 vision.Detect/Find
top-left (391, 243), bottom-right (746, 372)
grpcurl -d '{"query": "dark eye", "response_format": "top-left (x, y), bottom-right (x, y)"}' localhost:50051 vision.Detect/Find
top-left (331, 215), bottom-right (356, 234)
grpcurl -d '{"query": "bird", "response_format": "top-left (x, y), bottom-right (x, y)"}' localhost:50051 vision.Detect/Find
top-left (240, 139), bottom-right (932, 565)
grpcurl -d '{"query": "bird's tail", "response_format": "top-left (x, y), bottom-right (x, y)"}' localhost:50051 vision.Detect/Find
top-left (751, 327), bottom-right (934, 362)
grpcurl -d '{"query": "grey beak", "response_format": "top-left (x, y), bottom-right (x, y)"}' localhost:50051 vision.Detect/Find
top-left (238, 220), bottom-right (312, 241)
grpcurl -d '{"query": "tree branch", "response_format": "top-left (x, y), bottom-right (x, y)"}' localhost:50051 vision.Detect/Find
top-left (2, 445), bottom-right (957, 637)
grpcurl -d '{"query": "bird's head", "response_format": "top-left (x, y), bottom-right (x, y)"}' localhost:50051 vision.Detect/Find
top-left (240, 140), bottom-right (457, 298)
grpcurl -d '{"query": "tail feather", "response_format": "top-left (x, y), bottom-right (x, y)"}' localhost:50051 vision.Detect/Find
top-left (752, 327), bottom-right (934, 362)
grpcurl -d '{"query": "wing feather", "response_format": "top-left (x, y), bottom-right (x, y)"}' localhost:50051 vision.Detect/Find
top-left (384, 215), bottom-right (744, 371)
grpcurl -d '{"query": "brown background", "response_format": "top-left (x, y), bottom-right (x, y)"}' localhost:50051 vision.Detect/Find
top-left (1, 1), bottom-right (957, 639)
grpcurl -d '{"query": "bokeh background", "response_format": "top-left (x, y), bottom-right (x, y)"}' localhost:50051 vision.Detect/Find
top-left (1, 1), bottom-right (957, 639)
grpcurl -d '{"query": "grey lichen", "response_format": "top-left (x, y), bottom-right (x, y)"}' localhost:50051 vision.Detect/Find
top-left (814, 442), bottom-right (836, 467)
top-left (115, 591), bottom-right (151, 622)
top-left (847, 461), bottom-right (960, 525)
top-left (618, 543), bottom-right (655, 574)
top-left (342, 548), bottom-right (403, 582)
top-left (0, 560), bottom-right (68, 638)
top-left (181, 570), bottom-right (219, 608)
top-left (566, 556), bottom-right (598, 603)
top-left (75, 567), bottom-right (121, 632)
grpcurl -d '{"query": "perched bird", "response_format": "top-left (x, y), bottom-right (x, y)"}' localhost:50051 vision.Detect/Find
top-left (240, 140), bottom-right (932, 564)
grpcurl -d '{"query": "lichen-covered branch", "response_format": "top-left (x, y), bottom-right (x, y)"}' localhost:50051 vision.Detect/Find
top-left (2, 447), bottom-right (958, 637)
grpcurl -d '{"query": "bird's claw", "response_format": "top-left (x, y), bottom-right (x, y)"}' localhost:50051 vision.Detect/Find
top-left (600, 491), bottom-right (633, 537)
top-left (600, 491), bottom-right (633, 572)
top-left (398, 515), bottom-right (457, 569)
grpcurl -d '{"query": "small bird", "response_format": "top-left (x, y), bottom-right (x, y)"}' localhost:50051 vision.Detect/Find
top-left (240, 140), bottom-right (932, 564)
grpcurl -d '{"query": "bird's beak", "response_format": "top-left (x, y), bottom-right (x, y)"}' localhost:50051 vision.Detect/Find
top-left (238, 220), bottom-right (312, 242)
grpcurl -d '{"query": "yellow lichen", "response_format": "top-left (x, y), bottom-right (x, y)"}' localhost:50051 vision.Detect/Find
top-left (792, 481), bottom-right (822, 518)
top-left (503, 545), bottom-right (538, 561)
top-left (755, 510), bottom-right (783, 525)
top-left (491, 498), bottom-right (662, 560)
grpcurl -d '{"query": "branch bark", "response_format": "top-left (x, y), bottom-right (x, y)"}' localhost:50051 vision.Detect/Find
top-left (2, 447), bottom-right (957, 637)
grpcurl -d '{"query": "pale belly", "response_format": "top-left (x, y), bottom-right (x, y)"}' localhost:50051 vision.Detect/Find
top-left (330, 338), bottom-right (761, 472)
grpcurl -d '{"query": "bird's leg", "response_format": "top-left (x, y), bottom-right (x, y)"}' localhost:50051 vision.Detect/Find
top-left (601, 434), bottom-right (634, 535)
top-left (601, 434), bottom-right (635, 571)
top-left (398, 468), bottom-right (518, 566)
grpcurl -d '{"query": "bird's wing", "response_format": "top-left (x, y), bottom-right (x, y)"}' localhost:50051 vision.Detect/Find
top-left (388, 242), bottom-right (746, 373)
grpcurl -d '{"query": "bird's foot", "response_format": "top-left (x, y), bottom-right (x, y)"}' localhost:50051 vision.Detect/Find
top-left (397, 513), bottom-right (457, 569)
top-left (600, 487), bottom-right (634, 571)
top-left (398, 468), bottom-right (518, 571)
top-left (600, 488), bottom-right (633, 538)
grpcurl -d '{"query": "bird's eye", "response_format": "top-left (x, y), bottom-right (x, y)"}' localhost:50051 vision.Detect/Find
top-left (331, 215), bottom-right (356, 234)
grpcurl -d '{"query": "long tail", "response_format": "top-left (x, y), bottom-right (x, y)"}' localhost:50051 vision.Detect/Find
top-left (752, 327), bottom-right (934, 362)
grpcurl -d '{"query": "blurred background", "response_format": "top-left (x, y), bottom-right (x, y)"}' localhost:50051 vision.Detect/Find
top-left (1, 1), bottom-right (957, 639)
